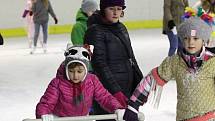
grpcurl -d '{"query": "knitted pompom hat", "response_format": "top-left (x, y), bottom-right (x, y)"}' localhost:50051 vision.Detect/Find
top-left (178, 17), bottom-right (212, 43)
top-left (64, 44), bottom-right (91, 81)
top-left (81, 0), bottom-right (98, 13)
top-left (100, 0), bottom-right (126, 10)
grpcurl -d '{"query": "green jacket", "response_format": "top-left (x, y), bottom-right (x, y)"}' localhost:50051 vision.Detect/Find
top-left (71, 9), bottom-right (88, 45)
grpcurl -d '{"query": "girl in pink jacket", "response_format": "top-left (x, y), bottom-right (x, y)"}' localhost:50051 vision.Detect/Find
top-left (36, 44), bottom-right (123, 121)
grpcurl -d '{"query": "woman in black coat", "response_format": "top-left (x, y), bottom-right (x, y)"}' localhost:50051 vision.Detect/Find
top-left (84, 0), bottom-right (143, 120)
top-left (0, 33), bottom-right (3, 45)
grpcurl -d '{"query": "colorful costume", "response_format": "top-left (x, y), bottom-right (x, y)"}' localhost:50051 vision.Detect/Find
top-left (130, 48), bottom-right (215, 120)
top-left (124, 17), bottom-right (215, 121)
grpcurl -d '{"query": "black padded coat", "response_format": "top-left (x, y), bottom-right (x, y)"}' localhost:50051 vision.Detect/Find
top-left (84, 15), bottom-right (143, 98)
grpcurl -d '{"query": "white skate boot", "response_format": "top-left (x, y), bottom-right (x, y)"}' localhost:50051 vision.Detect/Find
top-left (30, 46), bottom-right (36, 54)
top-left (39, 40), bottom-right (43, 48)
top-left (43, 44), bottom-right (47, 53)
top-left (28, 39), bottom-right (33, 48)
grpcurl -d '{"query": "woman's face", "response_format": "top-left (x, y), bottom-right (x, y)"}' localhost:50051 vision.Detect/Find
top-left (183, 36), bottom-right (203, 54)
top-left (104, 6), bottom-right (123, 23)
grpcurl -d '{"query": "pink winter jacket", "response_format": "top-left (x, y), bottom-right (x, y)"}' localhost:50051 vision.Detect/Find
top-left (36, 73), bottom-right (123, 118)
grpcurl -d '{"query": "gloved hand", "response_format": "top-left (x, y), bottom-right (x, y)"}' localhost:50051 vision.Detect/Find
top-left (123, 105), bottom-right (139, 121)
top-left (41, 114), bottom-right (54, 121)
top-left (115, 109), bottom-right (125, 121)
top-left (168, 20), bottom-right (175, 30)
top-left (22, 9), bottom-right (29, 18)
top-left (113, 91), bottom-right (128, 108)
top-left (29, 11), bottom-right (33, 16)
top-left (54, 17), bottom-right (58, 24)
top-left (0, 33), bottom-right (3, 45)
top-left (138, 112), bottom-right (145, 121)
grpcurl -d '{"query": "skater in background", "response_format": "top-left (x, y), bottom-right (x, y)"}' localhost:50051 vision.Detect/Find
top-left (0, 33), bottom-right (3, 45)
top-left (192, 0), bottom-right (215, 47)
top-left (22, 0), bottom-right (43, 48)
top-left (163, 0), bottom-right (189, 56)
top-left (192, 0), bottom-right (210, 12)
top-left (71, 0), bottom-right (98, 45)
top-left (31, 0), bottom-right (58, 54)
top-left (123, 16), bottom-right (215, 121)
top-left (36, 44), bottom-right (124, 121)
top-left (84, 0), bottom-right (143, 120)
top-left (192, 0), bottom-right (215, 13)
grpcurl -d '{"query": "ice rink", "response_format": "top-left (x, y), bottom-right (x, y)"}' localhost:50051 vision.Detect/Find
top-left (0, 29), bottom-right (177, 121)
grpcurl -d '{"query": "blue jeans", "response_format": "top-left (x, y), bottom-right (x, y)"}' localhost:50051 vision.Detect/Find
top-left (33, 22), bottom-right (48, 47)
top-left (166, 31), bottom-right (179, 56)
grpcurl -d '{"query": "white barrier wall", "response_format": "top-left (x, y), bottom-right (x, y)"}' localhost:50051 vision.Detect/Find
top-left (0, 0), bottom-right (196, 29)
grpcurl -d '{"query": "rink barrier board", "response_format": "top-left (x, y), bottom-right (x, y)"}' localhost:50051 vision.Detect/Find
top-left (0, 25), bottom-right (72, 38)
top-left (0, 20), bottom-right (162, 38)
top-left (23, 114), bottom-right (122, 121)
top-left (23, 113), bottom-right (145, 121)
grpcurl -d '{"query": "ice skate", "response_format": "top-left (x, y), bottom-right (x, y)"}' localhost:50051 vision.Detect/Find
top-left (28, 39), bottom-right (33, 48)
top-left (43, 44), bottom-right (47, 53)
top-left (30, 46), bottom-right (36, 54)
top-left (39, 39), bottom-right (43, 48)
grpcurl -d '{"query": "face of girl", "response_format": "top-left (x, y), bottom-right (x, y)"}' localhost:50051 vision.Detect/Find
top-left (104, 6), bottom-right (123, 23)
top-left (183, 36), bottom-right (203, 54)
top-left (68, 65), bottom-right (86, 83)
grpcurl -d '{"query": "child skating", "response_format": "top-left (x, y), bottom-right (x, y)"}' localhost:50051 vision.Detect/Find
top-left (31, 0), bottom-right (58, 54)
top-left (192, 0), bottom-right (215, 47)
top-left (123, 16), bottom-right (215, 121)
top-left (36, 44), bottom-right (124, 121)
top-left (22, 0), bottom-right (43, 48)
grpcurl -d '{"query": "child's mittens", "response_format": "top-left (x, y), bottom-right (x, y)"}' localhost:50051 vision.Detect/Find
top-left (138, 112), bottom-right (145, 121)
top-left (41, 114), bottom-right (54, 121)
top-left (168, 20), bottom-right (176, 30)
top-left (123, 105), bottom-right (139, 121)
top-left (0, 34), bottom-right (3, 45)
top-left (115, 109), bottom-right (125, 121)
top-left (29, 11), bottom-right (33, 16)
top-left (22, 9), bottom-right (29, 18)
top-left (54, 17), bottom-right (58, 24)
top-left (113, 91), bottom-right (128, 108)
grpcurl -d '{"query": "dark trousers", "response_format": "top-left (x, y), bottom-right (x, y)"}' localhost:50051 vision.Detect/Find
top-left (166, 31), bottom-right (178, 56)
top-left (166, 31), bottom-right (183, 56)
